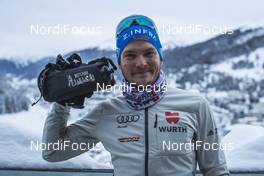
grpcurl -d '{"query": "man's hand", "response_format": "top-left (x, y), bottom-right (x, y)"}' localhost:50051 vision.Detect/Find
top-left (57, 92), bottom-right (93, 109)
top-left (34, 53), bottom-right (117, 108)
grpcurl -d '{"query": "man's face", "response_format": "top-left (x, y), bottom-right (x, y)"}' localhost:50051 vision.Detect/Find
top-left (120, 41), bottom-right (162, 86)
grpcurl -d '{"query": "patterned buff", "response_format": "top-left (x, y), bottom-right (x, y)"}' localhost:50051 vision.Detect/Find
top-left (122, 70), bottom-right (167, 110)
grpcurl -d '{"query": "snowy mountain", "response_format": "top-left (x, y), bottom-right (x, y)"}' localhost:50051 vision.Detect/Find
top-left (164, 27), bottom-right (264, 69)
top-left (0, 48), bottom-right (115, 79)
top-left (1, 27), bottom-right (263, 79)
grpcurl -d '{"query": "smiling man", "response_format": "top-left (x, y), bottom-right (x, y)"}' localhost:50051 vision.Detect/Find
top-left (121, 41), bottom-right (161, 86)
top-left (42, 15), bottom-right (229, 176)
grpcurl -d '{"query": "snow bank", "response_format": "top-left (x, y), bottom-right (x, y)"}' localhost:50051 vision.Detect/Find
top-left (0, 105), bottom-right (112, 169)
top-left (222, 124), bottom-right (264, 171)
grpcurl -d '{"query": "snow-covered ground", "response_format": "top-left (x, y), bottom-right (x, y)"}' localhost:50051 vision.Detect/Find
top-left (0, 104), bottom-right (112, 169)
top-left (222, 124), bottom-right (264, 172)
top-left (0, 102), bottom-right (263, 171)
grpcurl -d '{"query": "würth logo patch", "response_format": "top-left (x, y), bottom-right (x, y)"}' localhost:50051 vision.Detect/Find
top-left (164, 112), bottom-right (180, 124)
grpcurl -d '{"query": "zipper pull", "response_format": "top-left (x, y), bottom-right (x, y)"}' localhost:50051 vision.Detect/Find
top-left (154, 114), bottom-right (158, 128)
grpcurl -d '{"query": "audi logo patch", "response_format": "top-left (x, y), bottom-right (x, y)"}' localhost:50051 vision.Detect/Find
top-left (116, 114), bottom-right (140, 124)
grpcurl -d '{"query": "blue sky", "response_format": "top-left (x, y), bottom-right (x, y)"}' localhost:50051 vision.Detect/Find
top-left (0, 0), bottom-right (263, 61)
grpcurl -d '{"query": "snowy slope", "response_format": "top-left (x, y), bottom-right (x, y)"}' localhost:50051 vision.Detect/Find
top-left (211, 47), bottom-right (264, 81)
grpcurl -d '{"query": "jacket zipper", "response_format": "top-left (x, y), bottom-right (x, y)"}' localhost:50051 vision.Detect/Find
top-left (144, 108), bottom-right (149, 176)
top-left (154, 113), bottom-right (158, 128)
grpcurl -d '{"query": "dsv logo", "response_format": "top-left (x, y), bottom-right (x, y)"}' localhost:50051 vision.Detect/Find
top-left (116, 114), bottom-right (140, 124)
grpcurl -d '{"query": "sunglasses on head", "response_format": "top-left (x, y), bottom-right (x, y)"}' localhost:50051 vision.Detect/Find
top-left (116, 15), bottom-right (157, 37)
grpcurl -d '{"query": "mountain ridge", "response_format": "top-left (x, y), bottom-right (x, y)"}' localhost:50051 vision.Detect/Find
top-left (0, 27), bottom-right (263, 79)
